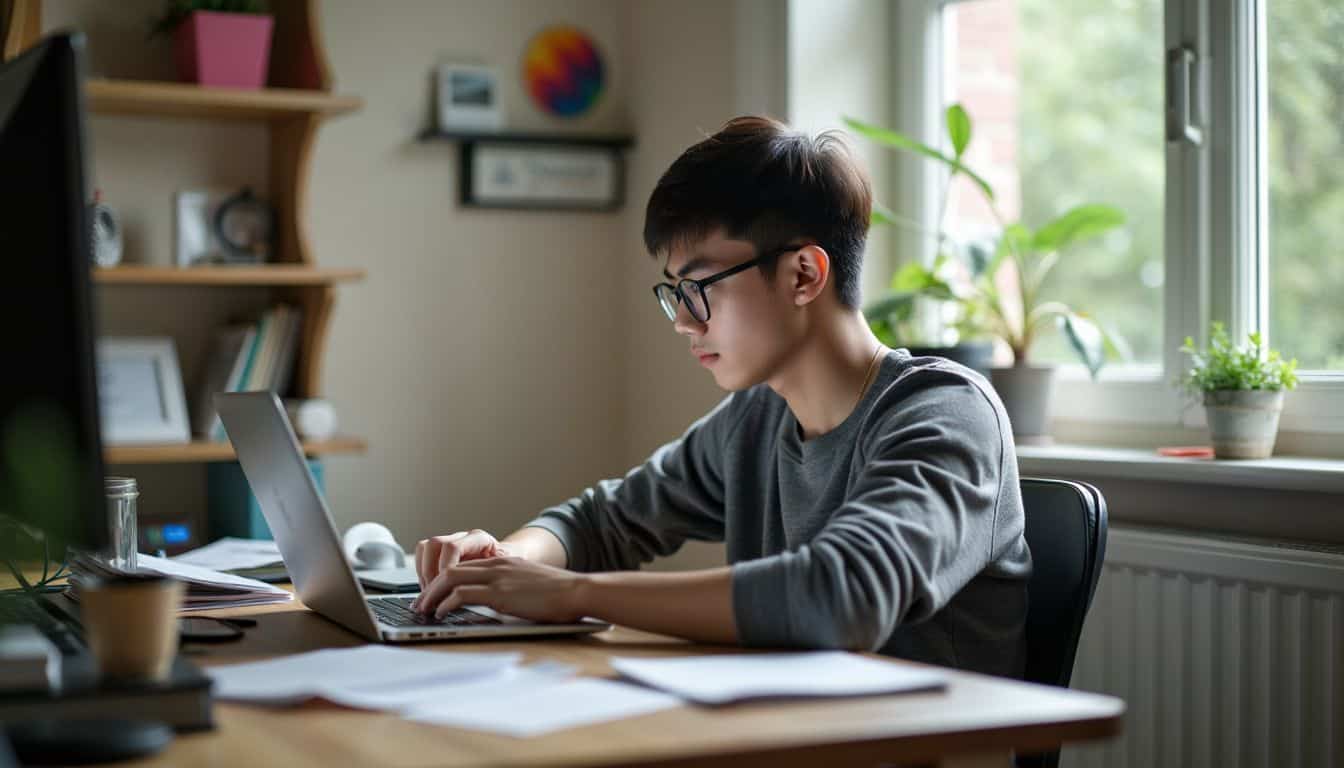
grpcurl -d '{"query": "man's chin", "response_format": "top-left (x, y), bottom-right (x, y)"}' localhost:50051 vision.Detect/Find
top-left (709, 365), bottom-right (757, 392)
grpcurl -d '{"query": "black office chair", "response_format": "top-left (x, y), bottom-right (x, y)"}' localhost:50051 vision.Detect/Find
top-left (1016, 477), bottom-right (1108, 768)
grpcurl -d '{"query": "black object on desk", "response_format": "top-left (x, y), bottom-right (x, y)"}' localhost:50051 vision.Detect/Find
top-left (0, 654), bottom-right (214, 732)
top-left (179, 616), bottom-right (255, 642)
top-left (4, 719), bottom-right (173, 765)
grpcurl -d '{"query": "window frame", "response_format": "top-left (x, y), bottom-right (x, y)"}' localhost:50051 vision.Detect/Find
top-left (901, 0), bottom-right (1344, 437)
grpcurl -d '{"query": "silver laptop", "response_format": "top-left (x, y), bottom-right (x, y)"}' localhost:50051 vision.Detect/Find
top-left (215, 391), bottom-right (610, 643)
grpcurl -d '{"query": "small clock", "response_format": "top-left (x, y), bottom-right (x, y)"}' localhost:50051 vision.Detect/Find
top-left (212, 187), bottom-right (274, 263)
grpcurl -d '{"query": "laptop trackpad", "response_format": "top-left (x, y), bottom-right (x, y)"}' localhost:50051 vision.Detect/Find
top-left (357, 567), bottom-right (419, 592)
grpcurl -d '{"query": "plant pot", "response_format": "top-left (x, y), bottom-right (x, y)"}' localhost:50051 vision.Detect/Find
top-left (1203, 389), bottom-right (1284, 459)
top-left (990, 364), bottom-right (1057, 444)
top-left (904, 341), bottom-right (994, 380)
top-left (173, 10), bottom-right (274, 89)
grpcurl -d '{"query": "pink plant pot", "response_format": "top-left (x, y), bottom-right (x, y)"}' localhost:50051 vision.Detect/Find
top-left (173, 10), bottom-right (274, 89)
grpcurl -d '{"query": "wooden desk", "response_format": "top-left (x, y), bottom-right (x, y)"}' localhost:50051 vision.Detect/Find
top-left (125, 597), bottom-right (1123, 768)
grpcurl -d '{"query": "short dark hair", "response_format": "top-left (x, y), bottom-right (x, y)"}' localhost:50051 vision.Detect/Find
top-left (643, 115), bottom-right (872, 308)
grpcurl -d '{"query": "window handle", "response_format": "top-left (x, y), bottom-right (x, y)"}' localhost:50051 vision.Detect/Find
top-left (1166, 45), bottom-right (1204, 146)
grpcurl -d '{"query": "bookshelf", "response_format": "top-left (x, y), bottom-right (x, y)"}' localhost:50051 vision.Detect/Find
top-left (106, 437), bottom-right (367, 465)
top-left (2, 0), bottom-right (365, 466)
top-left (94, 265), bottom-right (365, 287)
top-left (86, 78), bottom-right (361, 121)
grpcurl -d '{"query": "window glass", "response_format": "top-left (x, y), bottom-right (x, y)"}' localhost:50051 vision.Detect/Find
top-left (1266, 0), bottom-right (1344, 370)
top-left (944, 0), bottom-right (1166, 365)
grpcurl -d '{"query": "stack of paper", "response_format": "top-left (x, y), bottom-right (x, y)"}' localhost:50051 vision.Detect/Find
top-left (73, 552), bottom-right (292, 611)
top-left (170, 537), bottom-right (283, 572)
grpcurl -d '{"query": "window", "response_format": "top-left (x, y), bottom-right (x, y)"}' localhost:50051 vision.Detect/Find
top-left (896, 0), bottom-right (1344, 434)
top-left (1266, 0), bottom-right (1344, 372)
top-left (943, 0), bottom-right (1166, 366)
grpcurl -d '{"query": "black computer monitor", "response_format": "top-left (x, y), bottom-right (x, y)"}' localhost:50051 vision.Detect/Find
top-left (0, 32), bottom-right (107, 565)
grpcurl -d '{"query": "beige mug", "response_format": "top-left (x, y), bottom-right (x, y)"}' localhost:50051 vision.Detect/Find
top-left (77, 575), bottom-right (184, 682)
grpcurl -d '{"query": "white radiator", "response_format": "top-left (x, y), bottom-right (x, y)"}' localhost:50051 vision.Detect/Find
top-left (1063, 526), bottom-right (1344, 768)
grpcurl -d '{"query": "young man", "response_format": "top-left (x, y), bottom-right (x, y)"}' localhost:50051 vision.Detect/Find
top-left (412, 116), bottom-right (1032, 678)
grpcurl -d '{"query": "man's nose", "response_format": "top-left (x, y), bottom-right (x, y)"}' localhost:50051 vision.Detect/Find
top-left (672, 300), bottom-right (705, 337)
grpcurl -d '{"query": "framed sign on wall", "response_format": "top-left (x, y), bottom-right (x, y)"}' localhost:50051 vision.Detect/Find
top-left (461, 141), bottom-right (623, 211)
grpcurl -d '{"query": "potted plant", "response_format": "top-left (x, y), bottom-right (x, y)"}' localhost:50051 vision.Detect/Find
top-left (1179, 323), bottom-right (1298, 459)
top-left (845, 105), bottom-right (1128, 441)
top-left (150, 0), bottom-right (273, 90)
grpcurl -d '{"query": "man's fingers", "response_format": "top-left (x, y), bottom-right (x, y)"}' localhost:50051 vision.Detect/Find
top-left (437, 529), bottom-right (490, 572)
top-left (412, 532), bottom-right (480, 608)
top-left (414, 564), bottom-right (498, 615)
top-left (436, 584), bottom-right (491, 617)
top-left (451, 556), bottom-right (513, 569)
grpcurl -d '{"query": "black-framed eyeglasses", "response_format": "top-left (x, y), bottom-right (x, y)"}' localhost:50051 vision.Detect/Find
top-left (652, 245), bottom-right (800, 323)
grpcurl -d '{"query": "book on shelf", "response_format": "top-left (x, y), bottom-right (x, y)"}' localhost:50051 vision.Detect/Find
top-left (191, 324), bottom-right (254, 438)
top-left (193, 304), bottom-right (304, 442)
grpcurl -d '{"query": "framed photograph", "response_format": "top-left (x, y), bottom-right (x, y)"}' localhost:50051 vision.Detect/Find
top-left (175, 187), bottom-right (273, 266)
top-left (96, 338), bottom-right (191, 444)
top-left (461, 142), bottom-right (623, 211)
top-left (436, 63), bottom-right (503, 132)
top-left (174, 188), bottom-right (232, 267)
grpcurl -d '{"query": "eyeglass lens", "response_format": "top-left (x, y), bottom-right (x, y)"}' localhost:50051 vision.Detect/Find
top-left (655, 282), bottom-right (708, 323)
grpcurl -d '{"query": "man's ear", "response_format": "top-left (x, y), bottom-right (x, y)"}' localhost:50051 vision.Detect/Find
top-left (789, 245), bottom-right (831, 306)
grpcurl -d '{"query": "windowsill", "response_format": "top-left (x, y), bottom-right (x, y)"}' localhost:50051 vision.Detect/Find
top-left (1017, 444), bottom-right (1344, 494)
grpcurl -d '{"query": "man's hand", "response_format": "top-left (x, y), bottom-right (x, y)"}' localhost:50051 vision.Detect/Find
top-left (413, 530), bottom-right (520, 598)
top-left (412, 556), bottom-right (588, 623)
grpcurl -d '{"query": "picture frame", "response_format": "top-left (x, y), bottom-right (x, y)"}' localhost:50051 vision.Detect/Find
top-left (461, 142), bottom-right (623, 211)
top-left (174, 187), bottom-right (232, 267)
top-left (436, 63), bottom-right (503, 132)
top-left (96, 337), bottom-right (191, 444)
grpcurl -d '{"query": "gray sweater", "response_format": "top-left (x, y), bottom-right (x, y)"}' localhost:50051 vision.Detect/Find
top-left (526, 350), bottom-right (1032, 678)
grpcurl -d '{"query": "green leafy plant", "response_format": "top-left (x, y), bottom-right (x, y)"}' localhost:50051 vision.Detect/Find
top-left (1180, 322), bottom-right (1299, 395)
top-left (845, 105), bottom-right (1129, 378)
top-left (150, 0), bottom-right (269, 38)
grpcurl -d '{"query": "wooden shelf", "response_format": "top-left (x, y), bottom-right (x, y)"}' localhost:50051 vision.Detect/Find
top-left (418, 128), bottom-right (636, 149)
top-left (105, 436), bottom-right (367, 465)
top-left (86, 79), bottom-right (362, 121)
top-left (94, 265), bottom-right (366, 286)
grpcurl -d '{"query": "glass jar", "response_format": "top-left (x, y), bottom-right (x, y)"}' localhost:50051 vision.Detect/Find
top-left (105, 476), bottom-right (138, 571)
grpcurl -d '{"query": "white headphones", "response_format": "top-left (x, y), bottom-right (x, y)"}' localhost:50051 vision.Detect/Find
top-left (341, 522), bottom-right (407, 570)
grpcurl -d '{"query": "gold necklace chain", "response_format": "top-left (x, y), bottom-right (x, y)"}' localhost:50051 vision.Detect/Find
top-left (855, 344), bottom-right (886, 410)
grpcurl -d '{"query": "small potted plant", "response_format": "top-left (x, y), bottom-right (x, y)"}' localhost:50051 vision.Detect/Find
top-left (846, 106), bottom-right (1129, 441)
top-left (150, 0), bottom-right (273, 90)
top-left (1180, 323), bottom-right (1298, 459)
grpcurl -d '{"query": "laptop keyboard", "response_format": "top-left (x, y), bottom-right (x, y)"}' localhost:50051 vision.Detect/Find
top-left (369, 597), bottom-right (503, 628)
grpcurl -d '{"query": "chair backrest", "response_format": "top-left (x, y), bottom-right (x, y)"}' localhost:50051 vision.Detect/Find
top-left (1016, 478), bottom-right (1108, 768)
top-left (1020, 477), bottom-right (1108, 688)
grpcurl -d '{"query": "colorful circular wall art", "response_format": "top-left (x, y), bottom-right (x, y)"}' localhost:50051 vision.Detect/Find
top-left (522, 26), bottom-right (605, 118)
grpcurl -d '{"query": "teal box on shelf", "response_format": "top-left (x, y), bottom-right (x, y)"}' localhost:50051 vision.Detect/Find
top-left (207, 459), bottom-right (325, 540)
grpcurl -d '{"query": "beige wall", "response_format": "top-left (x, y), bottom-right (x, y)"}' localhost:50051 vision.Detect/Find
top-left (307, 1), bottom-right (632, 543)
top-left (43, 1), bottom-right (893, 567)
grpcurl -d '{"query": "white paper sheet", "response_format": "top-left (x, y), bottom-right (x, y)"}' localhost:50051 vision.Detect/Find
top-left (209, 645), bottom-right (523, 705)
top-left (170, 537), bottom-right (283, 571)
top-left (405, 677), bottom-right (683, 737)
top-left (609, 651), bottom-right (947, 705)
top-left (135, 554), bottom-right (289, 595)
top-left (318, 661), bottom-right (575, 712)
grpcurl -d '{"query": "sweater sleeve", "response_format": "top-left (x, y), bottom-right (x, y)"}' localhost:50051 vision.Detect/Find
top-left (730, 372), bottom-right (1009, 651)
top-left (522, 393), bottom-right (745, 572)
